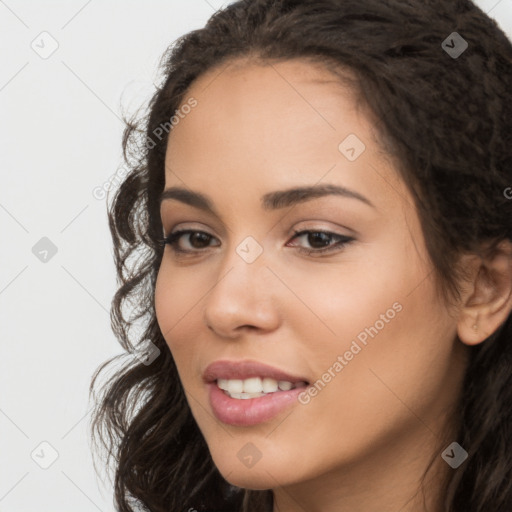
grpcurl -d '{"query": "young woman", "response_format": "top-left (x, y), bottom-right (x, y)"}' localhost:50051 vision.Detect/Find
top-left (90, 1), bottom-right (512, 511)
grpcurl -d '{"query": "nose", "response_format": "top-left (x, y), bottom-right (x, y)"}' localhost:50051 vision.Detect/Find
top-left (203, 247), bottom-right (281, 339)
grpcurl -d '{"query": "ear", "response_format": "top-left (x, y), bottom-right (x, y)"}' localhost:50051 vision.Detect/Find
top-left (457, 240), bottom-right (512, 346)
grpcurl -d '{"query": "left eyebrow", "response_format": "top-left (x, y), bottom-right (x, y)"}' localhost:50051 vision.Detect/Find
top-left (261, 183), bottom-right (375, 210)
top-left (159, 183), bottom-right (375, 214)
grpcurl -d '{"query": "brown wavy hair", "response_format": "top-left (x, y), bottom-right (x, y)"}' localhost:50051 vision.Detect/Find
top-left (89, 1), bottom-right (512, 510)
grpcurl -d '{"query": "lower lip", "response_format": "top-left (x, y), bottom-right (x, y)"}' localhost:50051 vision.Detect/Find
top-left (208, 382), bottom-right (307, 427)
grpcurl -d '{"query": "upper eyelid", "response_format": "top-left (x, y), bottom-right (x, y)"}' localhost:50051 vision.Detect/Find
top-left (161, 217), bottom-right (230, 238)
top-left (163, 216), bottom-right (357, 235)
top-left (165, 225), bottom-right (347, 236)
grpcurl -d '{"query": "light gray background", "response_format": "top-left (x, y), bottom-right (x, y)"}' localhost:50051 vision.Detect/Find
top-left (1, 1), bottom-right (511, 510)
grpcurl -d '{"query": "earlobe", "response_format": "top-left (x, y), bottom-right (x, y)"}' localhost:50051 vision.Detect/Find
top-left (458, 313), bottom-right (489, 346)
top-left (457, 240), bottom-right (512, 347)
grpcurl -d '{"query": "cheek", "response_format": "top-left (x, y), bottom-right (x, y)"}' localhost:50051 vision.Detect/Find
top-left (154, 263), bottom-right (194, 366)
top-left (154, 260), bottom-right (213, 384)
top-left (154, 265), bottom-right (212, 385)
top-left (280, 245), bottom-right (406, 348)
top-left (154, 261), bottom-right (200, 341)
top-left (266, 243), bottom-right (453, 437)
top-left (297, 264), bottom-right (453, 422)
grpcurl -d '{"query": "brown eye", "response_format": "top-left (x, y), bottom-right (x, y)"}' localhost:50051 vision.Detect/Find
top-left (162, 229), bottom-right (219, 253)
top-left (288, 230), bottom-right (355, 256)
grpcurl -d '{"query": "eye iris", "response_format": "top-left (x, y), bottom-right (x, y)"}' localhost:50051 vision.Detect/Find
top-left (190, 232), bottom-right (211, 248)
top-left (308, 232), bottom-right (331, 248)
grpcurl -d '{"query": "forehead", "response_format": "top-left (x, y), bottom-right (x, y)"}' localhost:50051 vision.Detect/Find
top-left (181, 57), bottom-right (362, 125)
top-left (163, 57), bottom-right (406, 217)
top-left (166, 58), bottom-right (370, 161)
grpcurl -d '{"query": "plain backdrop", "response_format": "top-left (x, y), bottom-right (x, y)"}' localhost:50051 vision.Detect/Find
top-left (1, 1), bottom-right (511, 511)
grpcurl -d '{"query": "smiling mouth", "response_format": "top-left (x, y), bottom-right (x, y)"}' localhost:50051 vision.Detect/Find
top-left (216, 376), bottom-right (309, 399)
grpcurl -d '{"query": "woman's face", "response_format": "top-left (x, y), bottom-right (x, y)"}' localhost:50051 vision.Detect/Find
top-left (155, 58), bottom-right (468, 492)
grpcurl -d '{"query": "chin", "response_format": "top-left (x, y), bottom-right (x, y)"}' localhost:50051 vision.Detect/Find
top-left (218, 464), bottom-right (280, 490)
top-left (207, 443), bottom-right (302, 490)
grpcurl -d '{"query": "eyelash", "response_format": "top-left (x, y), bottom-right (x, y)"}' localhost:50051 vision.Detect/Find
top-left (159, 229), bottom-right (354, 257)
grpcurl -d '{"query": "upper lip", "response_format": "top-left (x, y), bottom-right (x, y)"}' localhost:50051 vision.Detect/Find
top-left (203, 359), bottom-right (309, 384)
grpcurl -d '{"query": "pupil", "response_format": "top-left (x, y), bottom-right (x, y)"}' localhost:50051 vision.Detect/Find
top-left (309, 232), bottom-right (330, 248)
top-left (191, 232), bottom-right (210, 248)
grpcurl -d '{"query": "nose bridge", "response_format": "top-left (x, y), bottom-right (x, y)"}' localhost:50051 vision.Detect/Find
top-left (209, 234), bottom-right (269, 303)
top-left (203, 234), bottom-right (279, 334)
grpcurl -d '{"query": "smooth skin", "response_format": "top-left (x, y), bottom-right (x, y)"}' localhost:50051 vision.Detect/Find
top-left (154, 58), bottom-right (512, 512)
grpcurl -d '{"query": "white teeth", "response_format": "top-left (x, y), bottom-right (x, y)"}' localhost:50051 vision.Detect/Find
top-left (226, 379), bottom-right (243, 394)
top-left (243, 377), bottom-right (263, 393)
top-left (216, 377), bottom-right (305, 398)
top-left (278, 381), bottom-right (293, 391)
top-left (262, 377), bottom-right (278, 393)
top-left (217, 379), bottom-right (230, 391)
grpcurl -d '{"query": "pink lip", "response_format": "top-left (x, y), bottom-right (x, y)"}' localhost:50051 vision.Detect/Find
top-left (208, 382), bottom-right (307, 426)
top-left (203, 360), bottom-right (309, 427)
